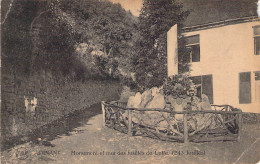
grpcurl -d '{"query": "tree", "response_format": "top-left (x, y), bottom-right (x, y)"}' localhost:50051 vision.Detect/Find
top-left (57, 0), bottom-right (140, 79)
top-left (30, 1), bottom-right (77, 77)
top-left (2, 0), bottom-right (139, 81)
top-left (1, 0), bottom-right (48, 75)
top-left (133, 0), bottom-right (189, 90)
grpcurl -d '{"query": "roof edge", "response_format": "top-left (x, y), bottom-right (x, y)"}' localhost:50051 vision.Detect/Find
top-left (182, 16), bottom-right (260, 33)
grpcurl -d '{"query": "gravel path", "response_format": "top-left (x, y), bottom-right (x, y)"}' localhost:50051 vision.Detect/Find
top-left (2, 113), bottom-right (260, 164)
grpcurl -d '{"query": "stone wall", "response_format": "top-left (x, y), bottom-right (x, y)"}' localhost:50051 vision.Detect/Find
top-left (1, 73), bottom-right (121, 141)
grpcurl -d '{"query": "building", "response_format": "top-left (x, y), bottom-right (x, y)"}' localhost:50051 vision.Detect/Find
top-left (167, 1), bottom-right (260, 113)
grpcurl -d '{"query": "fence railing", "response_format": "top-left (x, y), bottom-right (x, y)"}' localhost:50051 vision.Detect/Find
top-left (101, 101), bottom-right (242, 144)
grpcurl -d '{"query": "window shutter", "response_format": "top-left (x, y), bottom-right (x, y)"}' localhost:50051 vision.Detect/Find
top-left (239, 72), bottom-right (251, 104)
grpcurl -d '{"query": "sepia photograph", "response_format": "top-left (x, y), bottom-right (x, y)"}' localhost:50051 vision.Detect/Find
top-left (1, 0), bottom-right (260, 163)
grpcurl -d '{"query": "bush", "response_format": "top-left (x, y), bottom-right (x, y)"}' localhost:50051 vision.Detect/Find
top-left (162, 75), bottom-right (196, 99)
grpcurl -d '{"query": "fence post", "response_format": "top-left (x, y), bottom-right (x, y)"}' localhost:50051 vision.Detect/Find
top-left (225, 105), bottom-right (228, 112)
top-left (238, 112), bottom-right (243, 141)
top-left (183, 113), bottom-right (189, 144)
top-left (101, 101), bottom-right (106, 127)
top-left (128, 109), bottom-right (132, 137)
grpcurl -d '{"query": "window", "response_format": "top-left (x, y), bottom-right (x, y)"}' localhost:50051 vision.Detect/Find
top-left (185, 35), bottom-right (200, 62)
top-left (190, 76), bottom-right (202, 98)
top-left (255, 71), bottom-right (260, 102)
top-left (190, 74), bottom-right (213, 104)
top-left (254, 26), bottom-right (260, 55)
top-left (239, 72), bottom-right (251, 104)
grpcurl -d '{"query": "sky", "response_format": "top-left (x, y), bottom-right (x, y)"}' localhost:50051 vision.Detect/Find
top-left (109, 0), bottom-right (143, 16)
top-left (109, 0), bottom-right (260, 18)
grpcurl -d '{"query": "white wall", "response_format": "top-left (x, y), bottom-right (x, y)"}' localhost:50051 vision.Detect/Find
top-left (167, 24), bottom-right (178, 77)
top-left (181, 21), bottom-right (260, 113)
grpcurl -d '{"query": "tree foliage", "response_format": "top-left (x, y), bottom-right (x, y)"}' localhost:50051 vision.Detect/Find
top-left (2, 0), bottom-right (139, 81)
top-left (162, 75), bottom-right (195, 99)
top-left (1, 0), bottom-right (45, 75)
top-left (58, 0), bottom-right (139, 79)
top-left (2, 0), bottom-right (190, 87)
top-left (133, 0), bottom-right (190, 90)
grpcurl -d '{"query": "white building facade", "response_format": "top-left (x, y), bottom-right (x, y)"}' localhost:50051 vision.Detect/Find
top-left (167, 17), bottom-right (260, 113)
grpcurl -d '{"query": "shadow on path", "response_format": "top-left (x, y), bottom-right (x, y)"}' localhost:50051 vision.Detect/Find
top-left (2, 103), bottom-right (102, 151)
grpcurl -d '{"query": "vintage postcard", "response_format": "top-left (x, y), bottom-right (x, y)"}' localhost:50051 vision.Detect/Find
top-left (1, 0), bottom-right (260, 163)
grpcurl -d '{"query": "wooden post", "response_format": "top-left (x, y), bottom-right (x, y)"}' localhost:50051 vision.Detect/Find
top-left (101, 101), bottom-right (106, 127)
top-left (183, 113), bottom-right (189, 144)
top-left (238, 113), bottom-right (243, 141)
top-left (128, 109), bottom-right (133, 137)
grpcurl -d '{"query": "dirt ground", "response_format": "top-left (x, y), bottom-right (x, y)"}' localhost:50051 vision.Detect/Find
top-left (1, 111), bottom-right (260, 164)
